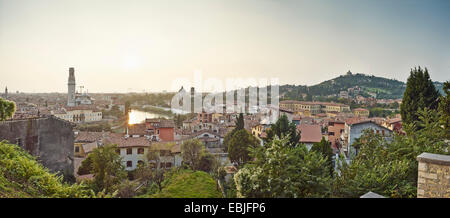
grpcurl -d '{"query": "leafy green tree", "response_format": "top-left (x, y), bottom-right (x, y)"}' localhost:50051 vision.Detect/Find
top-left (197, 152), bottom-right (218, 173)
top-left (181, 139), bottom-right (205, 170)
top-left (0, 98), bottom-right (15, 121)
top-left (334, 108), bottom-right (449, 198)
top-left (400, 67), bottom-right (441, 126)
top-left (227, 129), bottom-right (260, 166)
top-left (234, 136), bottom-right (332, 198)
top-left (77, 155), bottom-right (93, 175)
top-left (311, 137), bottom-right (334, 176)
top-left (236, 113), bottom-right (244, 129)
top-left (90, 144), bottom-right (127, 194)
top-left (265, 114), bottom-right (300, 146)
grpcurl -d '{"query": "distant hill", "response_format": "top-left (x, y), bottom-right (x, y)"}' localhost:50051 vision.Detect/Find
top-left (280, 71), bottom-right (445, 100)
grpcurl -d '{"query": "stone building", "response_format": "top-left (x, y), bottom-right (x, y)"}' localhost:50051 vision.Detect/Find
top-left (417, 153), bottom-right (450, 198)
top-left (0, 115), bottom-right (75, 178)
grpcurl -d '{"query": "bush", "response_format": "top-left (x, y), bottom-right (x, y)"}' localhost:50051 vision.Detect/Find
top-left (0, 141), bottom-right (92, 198)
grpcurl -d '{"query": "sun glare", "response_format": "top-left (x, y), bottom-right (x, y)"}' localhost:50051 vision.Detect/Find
top-left (122, 55), bottom-right (140, 71)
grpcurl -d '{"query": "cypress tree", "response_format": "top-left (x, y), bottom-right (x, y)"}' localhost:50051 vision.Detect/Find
top-left (400, 67), bottom-right (440, 125)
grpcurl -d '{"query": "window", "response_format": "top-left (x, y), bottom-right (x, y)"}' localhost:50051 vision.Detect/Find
top-left (157, 129), bottom-right (160, 134)
top-left (160, 162), bottom-right (165, 168)
top-left (127, 161), bottom-right (132, 167)
top-left (127, 148), bottom-right (132, 155)
top-left (137, 160), bottom-right (144, 166)
top-left (116, 149), bottom-right (120, 154)
top-left (75, 146), bottom-right (80, 152)
top-left (328, 132), bottom-right (335, 136)
top-left (166, 162), bottom-right (172, 168)
top-left (138, 148), bottom-right (144, 154)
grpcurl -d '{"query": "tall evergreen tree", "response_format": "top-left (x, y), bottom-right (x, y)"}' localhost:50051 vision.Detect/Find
top-left (265, 114), bottom-right (300, 146)
top-left (235, 113), bottom-right (244, 130)
top-left (400, 67), bottom-right (440, 126)
top-left (311, 137), bottom-right (334, 176)
top-left (438, 81), bottom-right (450, 139)
top-left (223, 113), bottom-right (245, 152)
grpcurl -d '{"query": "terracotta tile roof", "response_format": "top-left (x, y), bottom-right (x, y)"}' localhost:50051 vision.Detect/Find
top-left (160, 119), bottom-right (175, 128)
top-left (149, 141), bottom-right (181, 153)
top-left (297, 124), bottom-right (322, 143)
top-left (128, 123), bottom-right (147, 135)
top-left (344, 117), bottom-right (371, 125)
top-left (145, 118), bottom-right (175, 128)
top-left (103, 135), bottom-right (151, 148)
top-left (75, 131), bottom-right (104, 142)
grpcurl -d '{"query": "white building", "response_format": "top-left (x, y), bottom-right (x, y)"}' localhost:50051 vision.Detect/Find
top-left (52, 106), bottom-right (102, 123)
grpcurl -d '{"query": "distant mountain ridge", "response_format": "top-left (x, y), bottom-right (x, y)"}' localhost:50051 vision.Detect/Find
top-left (280, 71), bottom-right (444, 100)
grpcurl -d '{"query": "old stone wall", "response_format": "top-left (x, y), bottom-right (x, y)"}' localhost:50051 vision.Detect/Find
top-left (0, 115), bottom-right (74, 178)
top-left (417, 153), bottom-right (450, 198)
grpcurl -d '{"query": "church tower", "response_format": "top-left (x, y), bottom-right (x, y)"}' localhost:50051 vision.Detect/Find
top-left (4, 86), bottom-right (7, 99)
top-left (67, 67), bottom-right (76, 106)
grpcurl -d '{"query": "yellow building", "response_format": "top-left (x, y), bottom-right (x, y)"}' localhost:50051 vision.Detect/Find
top-left (251, 124), bottom-right (264, 139)
top-left (353, 108), bottom-right (370, 117)
top-left (280, 100), bottom-right (350, 115)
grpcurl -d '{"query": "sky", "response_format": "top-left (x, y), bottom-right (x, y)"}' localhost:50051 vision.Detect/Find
top-left (0, 0), bottom-right (449, 93)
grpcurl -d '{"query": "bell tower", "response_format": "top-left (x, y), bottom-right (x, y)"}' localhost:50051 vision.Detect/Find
top-left (67, 67), bottom-right (76, 106)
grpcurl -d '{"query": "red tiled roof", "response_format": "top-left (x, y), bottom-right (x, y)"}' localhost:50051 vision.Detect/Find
top-left (128, 123), bottom-right (147, 135)
top-left (103, 135), bottom-right (151, 148)
top-left (75, 131), bottom-right (104, 142)
top-left (145, 118), bottom-right (175, 128)
top-left (297, 124), bottom-right (322, 143)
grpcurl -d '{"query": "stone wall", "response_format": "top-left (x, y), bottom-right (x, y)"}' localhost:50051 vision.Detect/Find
top-left (0, 115), bottom-right (75, 178)
top-left (417, 153), bottom-right (450, 198)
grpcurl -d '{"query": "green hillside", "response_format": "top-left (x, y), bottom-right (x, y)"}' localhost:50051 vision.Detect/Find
top-left (280, 71), bottom-right (445, 100)
top-left (143, 169), bottom-right (222, 198)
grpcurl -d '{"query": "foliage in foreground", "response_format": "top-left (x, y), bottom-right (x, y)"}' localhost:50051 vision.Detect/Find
top-left (234, 136), bottom-right (332, 198)
top-left (0, 141), bottom-right (91, 198)
top-left (141, 169), bottom-right (222, 198)
top-left (334, 108), bottom-right (449, 198)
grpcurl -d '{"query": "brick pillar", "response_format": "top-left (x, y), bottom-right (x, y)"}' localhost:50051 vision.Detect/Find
top-left (416, 153), bottom-right (450, 198)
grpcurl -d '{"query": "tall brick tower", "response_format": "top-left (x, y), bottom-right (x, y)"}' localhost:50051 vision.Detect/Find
top-left (67, 67), bottom-right (76, 106)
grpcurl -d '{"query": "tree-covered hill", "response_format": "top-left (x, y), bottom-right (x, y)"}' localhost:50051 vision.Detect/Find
top-left (280, 71), bottom-right (444, 100)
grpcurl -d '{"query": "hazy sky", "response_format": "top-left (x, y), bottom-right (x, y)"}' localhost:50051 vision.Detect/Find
top-left (1, 0), bottom-right (449, 93)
